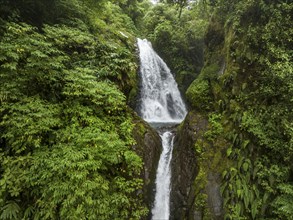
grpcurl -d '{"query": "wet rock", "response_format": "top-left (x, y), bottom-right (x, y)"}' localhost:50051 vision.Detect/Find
top-left (170, 111), bottom-right (225, 220)
top-left (131, 112), bottom-right (162, 218)
top-left (166, 93), bottom-right (177, 118)
top-left (206, 173), bottom-right (223, 219)
top-left (170, 111), bottom-right (208, 219)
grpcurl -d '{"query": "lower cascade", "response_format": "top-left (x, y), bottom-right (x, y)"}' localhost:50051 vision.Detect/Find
top-left (137, 38), bottom-right (187, 219)
top-left (152, 130), bottom-right (175, 219)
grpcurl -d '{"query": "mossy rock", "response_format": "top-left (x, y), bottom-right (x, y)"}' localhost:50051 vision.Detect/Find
top-left (130, 111), bottom-right (162, 218)
top-left (170, 111), bottom-right (208, 219)
top-left (186, 79), bottom-right (212, 111)
top-left (186, 64), bottom-right (220, 112)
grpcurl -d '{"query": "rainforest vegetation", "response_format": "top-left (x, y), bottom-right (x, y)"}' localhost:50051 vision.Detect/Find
top-left (0, 0), bottom-right (292, 219)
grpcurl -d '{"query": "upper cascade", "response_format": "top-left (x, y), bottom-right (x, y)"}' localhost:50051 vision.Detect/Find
top-left (137, 38), bottom-right (187, 123)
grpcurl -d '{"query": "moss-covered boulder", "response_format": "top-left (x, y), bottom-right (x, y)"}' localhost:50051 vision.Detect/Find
top-left (185, 64), bottom-right (220, 112)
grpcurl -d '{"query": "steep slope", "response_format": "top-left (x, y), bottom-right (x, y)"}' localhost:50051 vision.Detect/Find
top-left (182, 0), bottom-right (292, 219)
top-left (0, 0), bottom-right (156, 219)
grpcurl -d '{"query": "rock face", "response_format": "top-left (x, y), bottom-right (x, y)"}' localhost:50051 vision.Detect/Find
top-left (130, 108), bottom-right (224, 220)
top-left (170, 111), bottom-right (224, 220)
top-left (206, 172), bottom-right (223, 219)
top-left (131, 113), bottom-right (162, 218)
top-left (170, 112), bottom-right (207, 219)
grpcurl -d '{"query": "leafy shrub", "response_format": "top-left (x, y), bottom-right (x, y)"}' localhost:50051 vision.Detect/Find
top-left (0, 0), bottom-right (147, 218)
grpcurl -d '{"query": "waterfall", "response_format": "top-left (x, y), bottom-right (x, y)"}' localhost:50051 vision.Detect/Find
top-left (152, 131), bottom-right (174, 219)
top-left (137, 38), bottom-right (187, 220)
top-left (137, 38), bottom-right (187, 124)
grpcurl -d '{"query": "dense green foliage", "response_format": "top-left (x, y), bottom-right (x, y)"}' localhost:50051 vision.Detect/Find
top-left (0, 0), bottom-right (148, 219)
top-left (0, 0), bottom-right (292, 219)
top-left (185, 0), bottom-right (293, 219)
top-left (141, 2), bottom-right (208, 92)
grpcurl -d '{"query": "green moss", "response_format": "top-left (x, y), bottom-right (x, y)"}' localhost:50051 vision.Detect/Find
top-left (136, 121), bottom-right (147, 138)
top-left (194, 171), bottom-right (210, 218)
top-left (186, 64), bottom-right (220, 112)
top-left (127, 86), bottom-right (138, 108)
top-left (191, 111), bottom-right (232, 219)
top-left (131, 117), bottom-right (148, 153)
top-left (186, 79), bottom-right (211, 111)
top-left (199, 64), bottom-right (220, 81)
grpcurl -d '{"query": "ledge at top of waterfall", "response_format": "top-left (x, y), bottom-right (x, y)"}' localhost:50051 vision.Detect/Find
top-left (137, 38), bottom-right (187, 124)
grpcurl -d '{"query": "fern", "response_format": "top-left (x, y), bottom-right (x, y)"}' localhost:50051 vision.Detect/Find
top-left (0, 201), bottom-right (20, 220)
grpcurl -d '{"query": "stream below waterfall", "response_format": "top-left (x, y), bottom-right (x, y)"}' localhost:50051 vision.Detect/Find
top-left (137, 38), bottom-right (187, 220)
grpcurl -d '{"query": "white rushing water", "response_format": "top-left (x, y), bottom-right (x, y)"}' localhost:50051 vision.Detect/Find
top-left (137, 38), bottom-right (187, 220)
top-left (152, 131), bottom-right (175, 219)
top-left (137, 38), bottom-right (187, 124)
